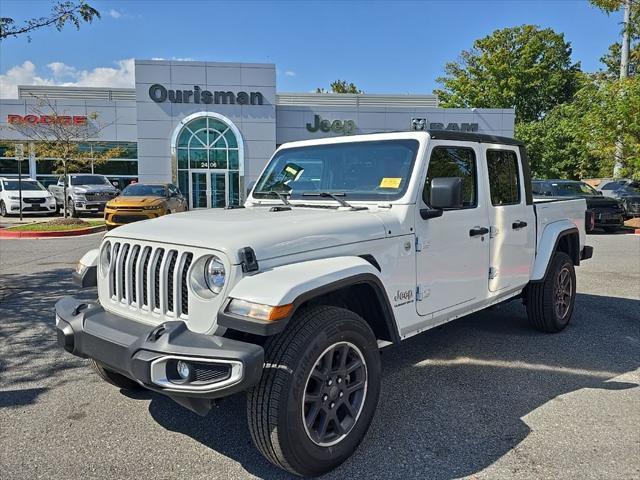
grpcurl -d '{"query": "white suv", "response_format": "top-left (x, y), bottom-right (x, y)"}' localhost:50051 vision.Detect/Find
top-left (0, 177), bottom-right (57, 217)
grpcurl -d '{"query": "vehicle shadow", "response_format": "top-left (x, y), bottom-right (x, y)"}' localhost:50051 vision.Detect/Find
top-left (146, 293), bottom-right (640, 479)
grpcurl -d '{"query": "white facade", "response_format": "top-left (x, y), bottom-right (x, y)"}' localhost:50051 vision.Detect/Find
top-left (0, 59), bottom-right (515, 209)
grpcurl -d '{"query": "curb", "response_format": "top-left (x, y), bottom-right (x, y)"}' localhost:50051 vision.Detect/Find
top-left (0, 224), bottom-right (106, 239)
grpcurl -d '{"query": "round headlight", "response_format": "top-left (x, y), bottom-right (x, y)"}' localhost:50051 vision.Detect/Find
top-left (100, 241), bottom-right (111, 275)
top-left (204, 256), bottom-right (226, 294)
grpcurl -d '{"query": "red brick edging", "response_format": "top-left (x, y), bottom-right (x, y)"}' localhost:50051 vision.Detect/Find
top-left (0, 224), bottom-right (106, 238)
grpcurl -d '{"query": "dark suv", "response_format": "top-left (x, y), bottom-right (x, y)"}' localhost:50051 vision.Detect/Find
top-left (532, 179), bottom-right (625, 232)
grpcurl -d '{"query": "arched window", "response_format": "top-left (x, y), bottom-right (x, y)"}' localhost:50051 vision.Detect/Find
top-left (173, 114), bottom-right (243, 208)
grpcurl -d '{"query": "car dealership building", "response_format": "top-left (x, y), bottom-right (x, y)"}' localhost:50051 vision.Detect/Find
top-left (0, 59), bottom-right (515, 209)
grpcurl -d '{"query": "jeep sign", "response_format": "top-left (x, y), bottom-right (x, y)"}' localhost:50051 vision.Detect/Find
top-left (306, 115), bottom-right (356, 135)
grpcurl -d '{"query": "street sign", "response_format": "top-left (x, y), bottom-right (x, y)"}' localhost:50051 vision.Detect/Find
top-left (15, 144), bottom-right (25, 221)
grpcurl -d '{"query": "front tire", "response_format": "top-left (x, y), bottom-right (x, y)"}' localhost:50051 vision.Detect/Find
top-left (525, 251), bottom-right (576, 333)
top-left (247, 306), bottom-right (381, 477)
top-left (0, 200), bottom-right (8, 217)
top-left (90, 360), bottom-right (142, 391)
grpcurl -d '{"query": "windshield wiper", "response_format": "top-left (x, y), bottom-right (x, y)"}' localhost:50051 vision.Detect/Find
top-left (302, 192), bottom-right (367, 210)
top-left (263, 190), bottom-right (292, 206)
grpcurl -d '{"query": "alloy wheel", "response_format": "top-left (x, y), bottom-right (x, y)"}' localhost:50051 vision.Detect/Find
top-left (554, 265), bottom-right (573, 320)
top-left (302, 341), bottom-right (368, 447)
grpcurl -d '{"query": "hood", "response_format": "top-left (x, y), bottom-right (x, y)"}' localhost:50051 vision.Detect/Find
top-left (107, 196), bottom-right (166, 208)
top-left (74, 184), bottom-right (118, 193)
top-left (8, 189), bottom-right (52, 198)
top-left (583, 196), bottom-right (622, 209)
top-left (106, 206), bottom-right (389, 263)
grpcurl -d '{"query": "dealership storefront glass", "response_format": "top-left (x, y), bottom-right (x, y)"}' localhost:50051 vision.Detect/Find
top-left (174, 113), bottom-right (242, 209)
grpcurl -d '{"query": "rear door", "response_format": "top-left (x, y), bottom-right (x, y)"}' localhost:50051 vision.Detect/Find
top-left (415, 141), bottom-right (491, 319)
top-left (483, 146), bottom-right (536, 292)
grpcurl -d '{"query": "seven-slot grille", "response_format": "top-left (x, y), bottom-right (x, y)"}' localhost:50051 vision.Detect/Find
top-left (108, 241), bottom-right (193, 317)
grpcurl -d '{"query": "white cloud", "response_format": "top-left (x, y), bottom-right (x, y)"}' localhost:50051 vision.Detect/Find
top-left (108, 8), bottom-right (122, 19)
top-left (284, 70), bottom-right (297, 77)
top-left (0, 59), bottom-right (135, 98)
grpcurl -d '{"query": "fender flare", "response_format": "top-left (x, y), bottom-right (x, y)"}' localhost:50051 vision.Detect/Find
top-left (530, 220), bottom-right (579, 282)
top-left (217, 256), bottom-right (398, 339)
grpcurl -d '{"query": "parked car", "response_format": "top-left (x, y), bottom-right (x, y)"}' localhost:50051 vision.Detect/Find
top-left (595, 179), bottom-right (640, 218)
top-left (56, 131), bottom-right (592, 477)
top-left (0, 177), bottom-right (57, 217)
top-left (532, 179), bottom-right (625, 232)
top-left (104, 183), bottom-right (188, 229)
top-left (48, 174), bottom-right (119, 218)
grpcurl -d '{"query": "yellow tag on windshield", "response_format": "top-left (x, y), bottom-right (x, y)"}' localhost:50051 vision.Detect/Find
top-left (379, 177), bottom-right (402, 188)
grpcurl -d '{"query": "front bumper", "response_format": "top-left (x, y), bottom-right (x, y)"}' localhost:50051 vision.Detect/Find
top-left (55, 294), bottom-right (264, 413)
top-left (104, 208), bottom-right (164, 227)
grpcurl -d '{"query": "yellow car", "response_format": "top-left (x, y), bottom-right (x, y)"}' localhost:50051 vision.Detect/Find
top-left (104, 183), bottom-right (188, 229)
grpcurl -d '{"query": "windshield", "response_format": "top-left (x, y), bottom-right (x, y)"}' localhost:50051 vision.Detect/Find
top-left (253, 140), bottom-right (419, 201)
top-left (3, 180), bottom-right (46, 191)
top-left (552, 182), bottom-right (597, 196)
top-left (121, 184), bottom-right (167, 197)
top-left (70, 175), bottom-right (110, 186)
top-left (619, 182), bottom-right (640, 194)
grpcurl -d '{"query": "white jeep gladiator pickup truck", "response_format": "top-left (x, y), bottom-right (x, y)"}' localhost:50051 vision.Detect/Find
top-left (56, 131), bottom-right (592, 477)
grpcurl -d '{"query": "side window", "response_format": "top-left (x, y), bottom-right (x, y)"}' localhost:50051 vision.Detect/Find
top-left (531, 182), bottom-right (542, 195)
top-left (487, 150), bottom-right (521, 206)
top-left (423, 146), bottom-right (477, 208)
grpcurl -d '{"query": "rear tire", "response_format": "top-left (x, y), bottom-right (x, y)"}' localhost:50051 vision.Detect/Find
top-left (90, 359), bottom-right (142, 390)
top-left (247, 305), bottom-right (381, 477)
top-left (525, 251), bottom-right (576, 333)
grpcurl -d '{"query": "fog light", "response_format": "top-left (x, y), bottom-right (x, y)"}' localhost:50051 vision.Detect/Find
top-left (176, 360), bottom-right (192, 380)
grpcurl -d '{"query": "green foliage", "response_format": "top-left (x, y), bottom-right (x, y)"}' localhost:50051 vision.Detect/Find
top-left (515, 76), bottom-right (640, 180)
top-left (434, 25), bottom-right (580, 123)
top-left (316, 80), bottom-right (363, 94)
top-left (599, 42), bottom-right (640, 78)
top-left (0, 1), bottom-right (100, 42)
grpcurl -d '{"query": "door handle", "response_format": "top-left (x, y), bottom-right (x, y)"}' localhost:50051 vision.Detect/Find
top-left (512, 220), bottom-right (528, 229)
top-left (469, 226), bottom-right (489, 237)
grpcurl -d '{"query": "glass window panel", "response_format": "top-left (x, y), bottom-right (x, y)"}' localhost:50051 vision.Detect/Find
top-left (210, 149), bottom-right (227, 169)
top-left (0, 158), bottom-right (29, 175)
top-left (178, 170), bottom-right (189, 202)
top-left (224, 130), bottom-right (238, 148)
top-left (210, 173), bottom-right (226, 207)
top-left (186, 118), bottom-right (207, 133)
top-left (189, 149), bottom-right (208, 169)
top-left (94, 160), bottom-right (139, 175)
top-left (212, 134), bottom-right (228, 148)
top-left (424, 146), bottom-right (477, 208)
top-left (37, 176), bottom-right (59, 188)
top-left (178, 128), bottom-right (191, 147)
top-left (229, 170), bottom-right (239, 206)
top-left (487, 150), bottom-right (520, 206)
top-left (177, 148), bottom-right (189, 169)
top-left (208, 119), bottom-right (228, 132)
top-left (228, 150), bottom-right (239, 169)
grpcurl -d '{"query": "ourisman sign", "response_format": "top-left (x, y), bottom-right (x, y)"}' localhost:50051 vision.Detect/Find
top-left (148, 84), bottom-right (264, 105)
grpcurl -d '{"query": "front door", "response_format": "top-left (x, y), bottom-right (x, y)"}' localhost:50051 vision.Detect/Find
top-left (189, 170), bottom-right (228, 209)
top-left (415, 142), bottom-right (491, 321)
top-left (483, 146), bottom-right (536, 292)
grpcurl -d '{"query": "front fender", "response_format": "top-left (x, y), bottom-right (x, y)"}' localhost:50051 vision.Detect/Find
top-left (217, 256), bottom-right (386, 335)
top-left (531, 220), bottom-right (579, 281)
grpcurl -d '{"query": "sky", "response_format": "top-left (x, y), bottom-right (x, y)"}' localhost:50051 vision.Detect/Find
top-left (0, 0), bottom-right (626, 98)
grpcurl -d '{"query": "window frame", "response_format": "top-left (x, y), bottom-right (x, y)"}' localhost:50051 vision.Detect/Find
top-left (486, 148), bottom-right (522, 207)
top-left (422, 145), bottom-right (478, 210)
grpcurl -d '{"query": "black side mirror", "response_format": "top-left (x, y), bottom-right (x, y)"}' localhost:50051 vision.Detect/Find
top-left (420, 177), bottom-right (463, 219)
top-left (430, 177), bottom-right (463, 208)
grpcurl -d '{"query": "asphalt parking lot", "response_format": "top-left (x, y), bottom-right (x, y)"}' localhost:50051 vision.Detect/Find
top-left (0, 232), bottom-right (638, 479)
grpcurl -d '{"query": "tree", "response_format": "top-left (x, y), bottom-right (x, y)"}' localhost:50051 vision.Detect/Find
top-left (316, 80), bottom-right (363, 94)
top-left (599, 42), bottom-right (640, 78)
top-left (5, 96), bottom-right (124, 217)
top-left (434, 25), bottom-right (581, 123)
top-left (0, 1), bottom-right (100, 42)
top-left (515, 75), bottom-right (640, 180)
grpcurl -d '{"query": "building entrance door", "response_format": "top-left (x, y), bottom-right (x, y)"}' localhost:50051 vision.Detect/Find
top-left (189, 170), bottom-right (228, 209)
